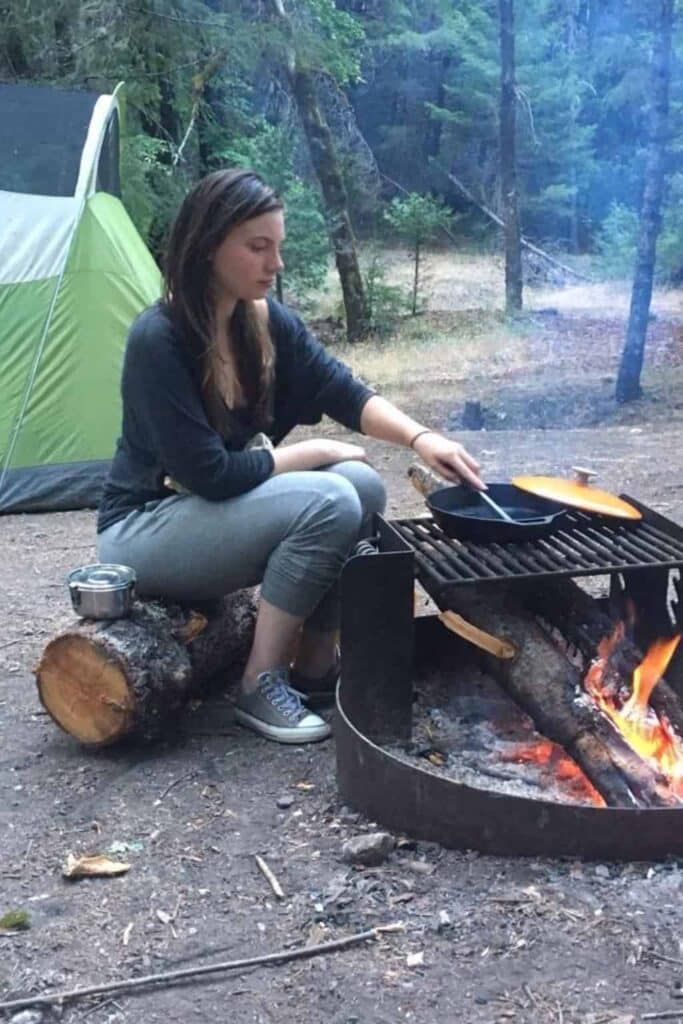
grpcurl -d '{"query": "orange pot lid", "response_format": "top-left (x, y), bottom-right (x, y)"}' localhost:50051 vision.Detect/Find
top-left (511, 475), bottom-right (642, 520)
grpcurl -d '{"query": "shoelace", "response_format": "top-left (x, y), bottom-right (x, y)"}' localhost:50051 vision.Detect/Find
top-left (260, 674), bottom-right (305, 721)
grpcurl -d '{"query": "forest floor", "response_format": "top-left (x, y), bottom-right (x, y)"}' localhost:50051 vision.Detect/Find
top-left (2, 259), bottom-right (683, 1024)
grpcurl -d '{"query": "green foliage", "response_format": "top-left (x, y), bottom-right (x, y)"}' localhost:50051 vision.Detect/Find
top-left (384, 192), bottom-right (452, 246)
top-left (596, 202), bottom-right (639, 278)
top-left (4, 0), bottom-right (683, 292)
top-left (363, 250), bottom-right (411, 330)
top-left (598, 184), bottom-right (683, 283)
top-left (384, 191), bottom-right (452, 314)
top-left (220, 119), bottom-right (330, 299)
top-left (292, 0), bottom-right (365, 84)
top-left (279, 179), bottom-right (331, 297)
top-left (0, 909), bottom-right (31, 931)
top-left (120, 134), bottom-right (183, 256)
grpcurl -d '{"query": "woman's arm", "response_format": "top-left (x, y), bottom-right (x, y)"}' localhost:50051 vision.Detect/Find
top-left (270, 438), bottom-right (367, 475)
top-left (360, 395), bottom-right (484, 489)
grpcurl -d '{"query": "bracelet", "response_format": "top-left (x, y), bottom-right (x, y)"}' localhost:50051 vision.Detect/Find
top-left (408, 428), bottom-right (435, 449)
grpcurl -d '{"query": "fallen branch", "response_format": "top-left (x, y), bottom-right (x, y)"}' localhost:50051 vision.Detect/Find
top-left (441, 166), bottom-right (591, 283)
top-left (644, 949), bottom-right (683, 968)
top-left (642, 1012), bottom-right (683, 1021)
top-left (0, 923), bottom-right (404, 1013)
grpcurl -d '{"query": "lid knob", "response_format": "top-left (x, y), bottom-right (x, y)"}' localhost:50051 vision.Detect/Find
top-left (572, 465), bottom-right (597, 487)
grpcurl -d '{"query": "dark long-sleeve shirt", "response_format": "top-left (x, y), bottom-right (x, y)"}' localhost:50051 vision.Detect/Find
top-left (97, 298), bottom-right (374, 532)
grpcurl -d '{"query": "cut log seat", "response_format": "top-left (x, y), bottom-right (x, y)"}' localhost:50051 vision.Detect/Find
top-left (35, 591), bottom-right (256, 746)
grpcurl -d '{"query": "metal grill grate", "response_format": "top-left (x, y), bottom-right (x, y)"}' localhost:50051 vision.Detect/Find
top-left (391, 500), bottom-right (683, 598)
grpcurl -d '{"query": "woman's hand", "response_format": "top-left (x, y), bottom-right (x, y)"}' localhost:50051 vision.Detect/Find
top-left (271, 438), bottom-right (368, 475)
top-left (412, 431), bottom-right (484, 490)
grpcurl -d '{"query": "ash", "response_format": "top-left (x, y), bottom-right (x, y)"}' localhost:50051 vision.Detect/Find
top-left (385, 663), bottom-right (601, 807)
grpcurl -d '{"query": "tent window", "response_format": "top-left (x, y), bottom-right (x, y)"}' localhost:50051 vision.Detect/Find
top-left (0, 84), bottom-right (98, 196)
top-left (96, 110), bottom-right (121, 198)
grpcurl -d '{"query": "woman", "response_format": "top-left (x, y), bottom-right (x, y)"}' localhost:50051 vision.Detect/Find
top-left (97, 168), bottom-right (483, 745)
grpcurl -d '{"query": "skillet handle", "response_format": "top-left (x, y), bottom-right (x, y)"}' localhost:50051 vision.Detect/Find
top-left (407, 462), bottom-right (446, 498)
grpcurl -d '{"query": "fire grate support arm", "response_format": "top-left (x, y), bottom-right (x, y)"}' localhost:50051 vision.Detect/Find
top-left (339, 517), bottom-right (415, 745)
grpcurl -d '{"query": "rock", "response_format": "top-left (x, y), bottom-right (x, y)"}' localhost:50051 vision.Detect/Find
top-left (276, 795), bottom-right (294, 809)
top-left (405, 859), bottom-right (433, 875)
top-left (437, 909), bottom-right (452, 931)
top-left (594, 864), bottom-right (610, 879)
top-left (341, 832), bottom-right (394, 866)
top-left (10, 1012), bottom-right (44, 1024)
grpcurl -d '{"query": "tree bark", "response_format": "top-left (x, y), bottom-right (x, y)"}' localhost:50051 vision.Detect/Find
top-left (423, 52), bottom-right (451, 163)
top-left (267, 0), bottom-right (368, 342)
top-left (616, 0), bottom-right (674, 403)
top-left (498, 0), bottom-right (523, 313)
top-left (290, 70), bottom-right (369, 341)
top-left (36, 592), bottom-right (256, 746)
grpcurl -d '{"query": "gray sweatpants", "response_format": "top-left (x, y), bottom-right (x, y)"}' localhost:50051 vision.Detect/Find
top-left (97, 461), bottom-right (386, 632)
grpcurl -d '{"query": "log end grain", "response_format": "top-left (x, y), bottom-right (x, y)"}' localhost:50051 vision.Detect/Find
top-left (37, 635), bottom-right (135, 745)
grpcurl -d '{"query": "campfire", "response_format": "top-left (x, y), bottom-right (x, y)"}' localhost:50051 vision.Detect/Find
top-left (336, 502), bottom-right (683, 859)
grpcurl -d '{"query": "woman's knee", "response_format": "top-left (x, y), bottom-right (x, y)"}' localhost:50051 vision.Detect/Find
top-left (305, 473), bottom-right (363, 547)
top-left (327, 460), bottom-right (387, 518)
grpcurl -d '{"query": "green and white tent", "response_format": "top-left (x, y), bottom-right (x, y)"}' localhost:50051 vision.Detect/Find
top-left (0, 82), bottom-right (160, 513)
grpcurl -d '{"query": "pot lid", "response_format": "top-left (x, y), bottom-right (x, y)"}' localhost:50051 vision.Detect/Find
top-left (511, 468), bottom-right (642, 520)
top-left (68, 563), bottom-right (136, 592)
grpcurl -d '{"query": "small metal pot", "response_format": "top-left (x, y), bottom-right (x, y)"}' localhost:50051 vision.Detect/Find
top-left (68, 564), bottom-right (136, 620)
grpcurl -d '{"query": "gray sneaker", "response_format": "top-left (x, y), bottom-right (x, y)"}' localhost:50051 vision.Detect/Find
top-left (233, 669), bottom-right (331, 744)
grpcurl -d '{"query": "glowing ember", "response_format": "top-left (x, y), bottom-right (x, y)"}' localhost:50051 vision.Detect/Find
top-left (501, 739), bottom-right (605, 806)
top-left (584, 624), bottom-right (683, 792)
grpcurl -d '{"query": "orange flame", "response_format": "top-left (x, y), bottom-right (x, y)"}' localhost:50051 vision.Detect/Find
top-left (584, 624), bottom-right (683, 792)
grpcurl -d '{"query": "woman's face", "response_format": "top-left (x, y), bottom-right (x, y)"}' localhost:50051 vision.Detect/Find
top-left (210, 210), bottom-right (285, 302)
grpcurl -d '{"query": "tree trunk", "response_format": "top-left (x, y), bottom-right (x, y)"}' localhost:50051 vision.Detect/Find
top-left (412, 237), bottom-right (420, 315)
top-left (35, 592), bottom-right (256, 746)
top-left (616, 0), bottom-right (674, 403)
top-left (498, 0), bottom-right (523, 313)
top-left (267, 0), bottom-right (368, 343)
top-left (290, 70), bottom-right (368, 342)
top-left (423, 53), bottom-right (452, 163)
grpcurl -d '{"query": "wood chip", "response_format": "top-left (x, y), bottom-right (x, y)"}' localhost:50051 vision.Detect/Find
top-left (62, 854), bottom-right (130, 879)
top-left (255, 855), bottom-right (284, 899)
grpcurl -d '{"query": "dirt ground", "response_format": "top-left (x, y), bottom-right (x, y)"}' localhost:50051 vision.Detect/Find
top-left (3, 274), bottom-right (683, 1024)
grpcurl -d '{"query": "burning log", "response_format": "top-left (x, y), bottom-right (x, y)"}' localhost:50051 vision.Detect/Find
top-left (35, 592), bottom-right (256, 746)
top-left (441, 586), bottom-right (680, 808)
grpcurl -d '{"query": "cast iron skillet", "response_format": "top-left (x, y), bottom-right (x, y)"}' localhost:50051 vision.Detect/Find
top-left (408, 466), bottom-right (570, 542)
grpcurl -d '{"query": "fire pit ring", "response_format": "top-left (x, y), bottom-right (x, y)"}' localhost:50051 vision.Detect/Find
top-left (336, 618), bottom-right (683, 861)
top-left (336, 516), bottom-right (683, 862)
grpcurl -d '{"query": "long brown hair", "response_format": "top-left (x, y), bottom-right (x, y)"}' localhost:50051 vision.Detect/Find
top-left (163, 169), bottom-right (283, 433)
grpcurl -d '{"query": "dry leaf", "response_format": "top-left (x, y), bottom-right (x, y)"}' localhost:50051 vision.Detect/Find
top-left (156, 909), bottom-right (172, 925)
top-left (63, 853), bottom-right (130, 879)
top-left (406, 951), bottom-right (424, 967)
